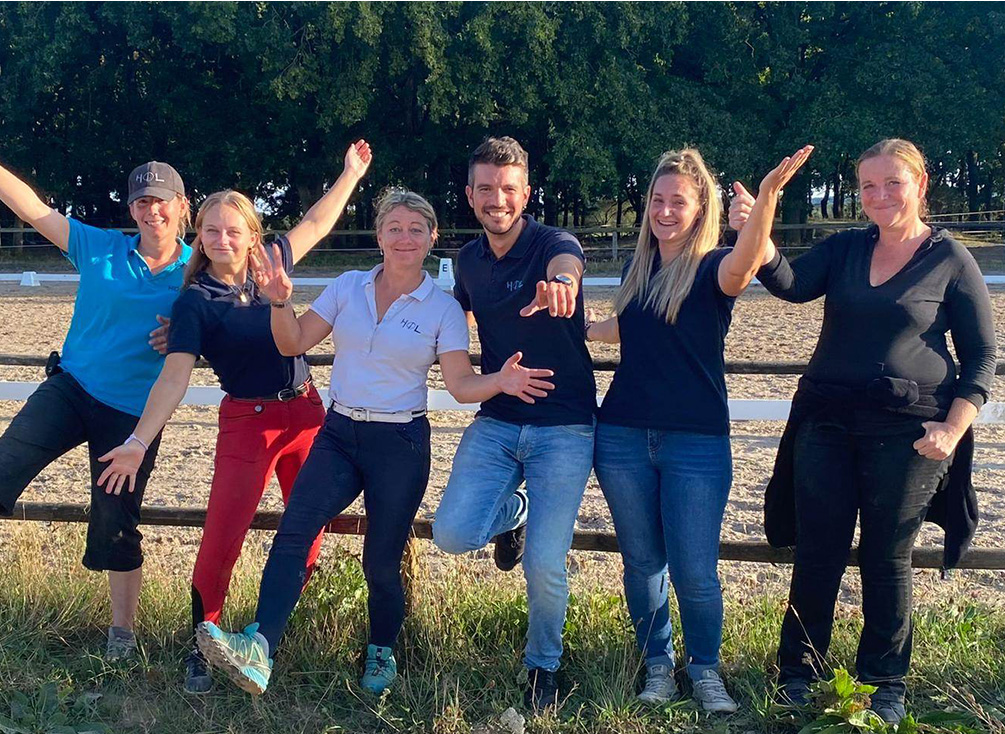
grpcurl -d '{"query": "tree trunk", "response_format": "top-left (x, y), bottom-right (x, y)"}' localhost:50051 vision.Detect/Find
top-left (543, 182), bottom-right (559, 226)
top-left (779, 174), bottom-right (810, 244)
top-left (964, 151), bottom-right (980, 219)
top-left (616, 195), bottom-right (623, 227)
top-left (820, 181), bottom-right (830, 219)
top-left (832, 171), bottom-right (843, 218)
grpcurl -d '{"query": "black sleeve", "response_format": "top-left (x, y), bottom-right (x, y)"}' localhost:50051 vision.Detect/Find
top-left (543, 229), bottom-right (586, 269)
top-left (453, 256), bottom-right (471, 312)
top-left (166, 291), bottom-right (208, 358)
top-left (946, 254), bottom-right (997, 408)
top-left (271, 234), bottom-right (295, 275)
top-left (757, 231), bottom-right (843, 303)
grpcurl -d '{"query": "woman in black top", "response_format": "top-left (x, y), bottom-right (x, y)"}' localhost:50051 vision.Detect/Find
top-left (730, 139), bottom-right (996, 723)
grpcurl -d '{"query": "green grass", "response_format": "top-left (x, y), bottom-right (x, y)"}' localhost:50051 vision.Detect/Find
top-left (0, 524), bottom-right (1002, 733)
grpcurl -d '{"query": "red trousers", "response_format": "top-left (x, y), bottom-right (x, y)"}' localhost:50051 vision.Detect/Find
top-left (191, 384), bottom-right (326, 629)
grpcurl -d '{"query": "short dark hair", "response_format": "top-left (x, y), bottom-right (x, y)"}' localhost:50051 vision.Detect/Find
top-left (467, 136), bottom-right (529, 186)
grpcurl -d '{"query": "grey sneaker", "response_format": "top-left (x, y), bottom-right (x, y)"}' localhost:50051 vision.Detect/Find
top-left (691, 669), bottom-right (738, 714)
top-left (105, 626), bottom-right (137, 662)
top-left (637, 663), bottom-right (678, 705)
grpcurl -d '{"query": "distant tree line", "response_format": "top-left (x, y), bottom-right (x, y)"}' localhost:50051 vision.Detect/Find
top-left (0, 1), bottom-right (1002, 239)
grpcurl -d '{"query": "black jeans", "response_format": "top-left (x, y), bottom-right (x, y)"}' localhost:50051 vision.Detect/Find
top-left (254, 408), bottom-right (430, 653)
top-left (0, 372), bottom-right (162, 571)
top-left (778, 409), bottom-right (949, 689)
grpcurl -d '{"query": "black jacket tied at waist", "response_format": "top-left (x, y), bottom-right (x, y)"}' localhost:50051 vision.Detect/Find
top-left (764, 376), bottom-right (978, 571)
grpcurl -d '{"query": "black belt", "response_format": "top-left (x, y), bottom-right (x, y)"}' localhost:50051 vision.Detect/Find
top-left (232, 380), bottom-right (312, 403)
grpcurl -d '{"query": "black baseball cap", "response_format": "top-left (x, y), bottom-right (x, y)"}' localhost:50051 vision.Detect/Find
top-left (127, 161), bottom-right (185, 204)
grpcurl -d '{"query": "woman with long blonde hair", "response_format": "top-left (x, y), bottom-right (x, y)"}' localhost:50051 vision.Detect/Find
top-left (588, 145), bottom-right (813, 712)
top-left (97, 140), bottom-right (373, 693)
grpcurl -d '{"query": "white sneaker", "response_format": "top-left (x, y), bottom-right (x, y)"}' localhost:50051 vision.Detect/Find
top-left (637, 663), bottom-right (678, 705)
top-left (691, 669), bottom-right (738, 713)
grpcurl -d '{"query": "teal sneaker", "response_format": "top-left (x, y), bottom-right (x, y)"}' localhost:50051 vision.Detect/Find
top-left (360, 644), bottom-right (397, 695)
top-left (196, 621), bottom-right (273, 695)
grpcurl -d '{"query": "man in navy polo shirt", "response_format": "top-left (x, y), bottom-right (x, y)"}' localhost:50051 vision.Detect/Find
top-left (432, 137), bottom-right (596, 710)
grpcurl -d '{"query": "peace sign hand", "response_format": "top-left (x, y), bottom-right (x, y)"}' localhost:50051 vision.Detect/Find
top-left (250, 243), bottom-right (294, 303)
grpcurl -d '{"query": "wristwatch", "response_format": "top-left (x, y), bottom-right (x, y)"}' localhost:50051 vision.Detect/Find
top-left (550, 274), bottom-right (575, 287)
top-left (271, 300), bottom-right (290, 309)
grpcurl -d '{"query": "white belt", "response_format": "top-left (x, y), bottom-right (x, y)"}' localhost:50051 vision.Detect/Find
top-left (330, 400), bottom-right (426, 424)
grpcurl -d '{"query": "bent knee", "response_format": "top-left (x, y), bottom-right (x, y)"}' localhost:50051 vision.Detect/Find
top-left (432, 519), bottom-right (484, 555)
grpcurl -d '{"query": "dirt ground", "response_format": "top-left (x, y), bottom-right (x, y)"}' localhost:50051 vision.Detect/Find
top-left (1, 281), bottom-right (1003, 608)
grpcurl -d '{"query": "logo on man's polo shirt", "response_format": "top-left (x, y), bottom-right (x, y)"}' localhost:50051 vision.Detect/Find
top-left (400, 318), bottom-right (421, 334)
top-left (506, 280), bottom-right (523, 292)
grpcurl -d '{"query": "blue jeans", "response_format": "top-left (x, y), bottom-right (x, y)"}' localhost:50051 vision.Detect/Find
top-left (593, 422), bottom-right (732, 679)
top-left (433, 416), bottom-right (594, 671)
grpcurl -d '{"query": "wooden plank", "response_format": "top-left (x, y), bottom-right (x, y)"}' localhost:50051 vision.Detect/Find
top-left (3, 354), bottom-right (1003, 376)
top-left (5, 502), bottom-right (1004, 570)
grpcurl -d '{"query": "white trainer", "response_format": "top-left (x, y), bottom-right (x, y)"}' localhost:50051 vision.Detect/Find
top-left (691, 669), bottom-right (738, 713)
top-left (637, 663), bottom-right (679, 705)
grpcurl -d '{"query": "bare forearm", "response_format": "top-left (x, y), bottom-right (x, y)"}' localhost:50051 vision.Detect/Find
top-left (722, 193), bottom-right (780, 290)
top-left (446, 371), bottom-right (504, 404)
top-left (133, 376), bottom-right (188, 445)
top-left (270, 305), bottom-right (304, 356)
top-left (0, 164), bottom-right (51, 221)
top-left (945, 397), bottom-right (980, 437)
top-left (0, 164), bottom-right (69, 249)
top-left (586, 317), bottom-right (619, 344)
top-left (288, 170), bottom-right (363, 260)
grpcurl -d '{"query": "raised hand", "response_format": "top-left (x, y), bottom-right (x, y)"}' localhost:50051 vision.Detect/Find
top-left (495, 351), bottom-right (556, 404)
top-left (148, 314), bottom-right (171, 355)
top-left (520, 279), bottom-right (576, 318)
top-left (728, 146), bottom-right (813, 230)
top-left (250, 243), bottom-right (294, 303)
top-left (97, 442), bottom-right (145, 495)
top-left (344, 139), bottom-right (373, 180)
top-left (760, 145), bottom-right (814, 196)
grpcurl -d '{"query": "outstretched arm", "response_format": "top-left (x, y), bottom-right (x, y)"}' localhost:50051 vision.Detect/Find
top-left (285, 140), bottom-right (372, 263)
top-left (440, 350), bottom-right (556, 405)
top-left (96, 353), bottom-right (196, 495)
top-left (0, 163), bottom-right (70, 251)
top-left (718, 145), bottom-right (814, 297)
top-left (520, 253), bottom-right (584, 318)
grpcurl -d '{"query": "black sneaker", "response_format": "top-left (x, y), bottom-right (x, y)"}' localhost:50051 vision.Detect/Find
top-left (524, 667), bottom-right (560, 711)
top-left (493, 523), bottom-right (527, 572)
top-left (777, 677), bottom-right (812, 707)
top-left (869, 682), bottom-right (906, 725)
top-left (184, 647), bottom-right (213, 694)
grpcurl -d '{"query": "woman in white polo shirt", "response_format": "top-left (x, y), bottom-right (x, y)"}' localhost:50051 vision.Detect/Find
top-left (196, 188), bottom-right (557, 697)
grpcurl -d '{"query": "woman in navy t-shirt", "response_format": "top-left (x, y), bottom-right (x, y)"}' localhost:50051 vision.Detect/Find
top-left (97, 140), bottom-right (373, 693)
top-left (586, 146), bottom-right (812, 712)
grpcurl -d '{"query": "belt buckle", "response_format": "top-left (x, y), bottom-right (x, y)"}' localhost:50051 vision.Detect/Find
top-left (349, 407), bottom-right (368, 421)
top-left (277, 388), bottom-right (297, 402)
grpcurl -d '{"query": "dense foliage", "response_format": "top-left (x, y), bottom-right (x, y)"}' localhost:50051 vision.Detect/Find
top-left (0, 1), bottom-right (1002, 232)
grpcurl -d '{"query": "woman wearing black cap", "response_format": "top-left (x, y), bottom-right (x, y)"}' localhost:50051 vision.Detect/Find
top-left (0, 158), bottom-right (191, 660)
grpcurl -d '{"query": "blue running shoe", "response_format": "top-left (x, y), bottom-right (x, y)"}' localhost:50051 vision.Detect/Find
top-left (360, 644), bottom-right (397, 695)
top-left (196, 621), bottom-right (272, 695)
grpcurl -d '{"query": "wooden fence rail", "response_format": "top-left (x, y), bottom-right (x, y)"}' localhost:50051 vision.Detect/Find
top-left (4, 502), bottom-right (1005, 571)
top-left (3, 353), bottom-right (1005, 375)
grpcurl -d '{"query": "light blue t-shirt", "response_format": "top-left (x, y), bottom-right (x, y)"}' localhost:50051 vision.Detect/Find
top-left (60, 219), bottom-right (192, 416)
